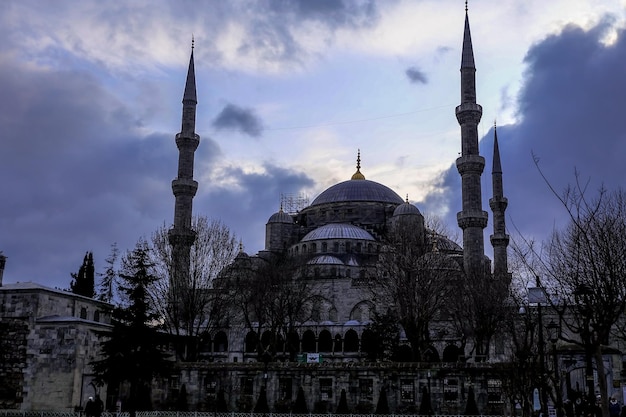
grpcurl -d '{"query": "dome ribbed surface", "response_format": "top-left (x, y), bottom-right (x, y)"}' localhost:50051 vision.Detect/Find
top-left (307, 255), bottom-right (344, 265)
top-left (393, 202), bottom-right (422, 216)
top-left (267, 210), bottom-right (293, 224)
top-left (311, 179), bottom-right (403, 206)
top-left (301, 223), bottom-right (375, 241)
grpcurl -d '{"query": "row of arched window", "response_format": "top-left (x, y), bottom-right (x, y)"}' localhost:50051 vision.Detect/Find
top-left (198, 329), bottom-right (463, 362)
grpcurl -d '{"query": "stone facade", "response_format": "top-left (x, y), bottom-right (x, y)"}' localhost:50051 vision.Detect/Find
top-left (0, 283), bottom-right (112, 410)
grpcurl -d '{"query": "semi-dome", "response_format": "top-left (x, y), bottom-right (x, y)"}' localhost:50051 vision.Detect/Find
top-left (427, 233), bottom-right (463, 253)
top-left (311, 179), bottom-right (404, 206)
top-left (301, 223), bottom-right (375, 241)
top-left (267, 209), bottom-right (293, 224)
top-left (307, 255), bottom-right (344, 265)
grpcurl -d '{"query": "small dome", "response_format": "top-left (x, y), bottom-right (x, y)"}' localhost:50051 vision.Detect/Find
top-left (393, 201), bottom-right (422, 216)
top-left (302, 223), bottom-right (375, 241)
top-left (307, 255), bottom-right (344, 265)
top-left (427, 233), bottom-right (463, 253)
top-left (267, 209), bottom-right (293, 224)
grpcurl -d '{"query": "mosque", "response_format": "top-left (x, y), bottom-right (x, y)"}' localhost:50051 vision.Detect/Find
top-left (163, 5), bottom-right (515, 413)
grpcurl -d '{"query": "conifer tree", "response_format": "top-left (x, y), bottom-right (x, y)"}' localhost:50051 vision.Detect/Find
top-left (70, 252), bottom-right (95, 297)
top-left (92, 239), bottom-right (170, 412)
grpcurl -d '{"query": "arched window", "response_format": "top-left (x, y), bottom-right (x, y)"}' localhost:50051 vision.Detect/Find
top-left (345, 268), bottom-right (351, 278)
top-left (442, 345), bottom-right (461, 362)
top-left (245, 331), bottom-right (258, 353)
top-left (344, 329), bottom-right (359, 353)
top-left (302, 244), bottom-right (307, 253)
top-left (261, 331), bottom-right (273, 351)
top-left (361, 329), bottom-right (377, 360)
top-left (356, 242), bottom-right (362, 252)
top-left (329, 308), bottom-right (338, 322)
top-left (333, 242), bottom-right (339, 252)
top-left (80, 307), bottom-right (87, 319)
top-left (318, 330), bottom-right (332, 352)
top-left (302, 330), bottom-right (316, 353)
top-left (93, 310), bottom-right (100, 322)
top-left (214, 331), bottom-right (228, 352)
top-left (287, 331), bottom-right (300, 354)
top-left (322, 242), bottom-right (328, 252)
top-left (200, 332), bottom-right (211, 353)
top-left (333, 334), bottom-right (343, 353)
top-left (346, 242), bottom-right (351, 253)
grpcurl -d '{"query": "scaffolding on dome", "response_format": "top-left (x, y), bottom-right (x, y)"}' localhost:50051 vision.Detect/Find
top-left (280, 193), bottom-right (309, 214)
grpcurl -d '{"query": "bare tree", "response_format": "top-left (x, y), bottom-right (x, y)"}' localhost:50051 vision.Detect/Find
top-left (220, 253), bottom-right (316, 361)
top-left (149, 216), bottom-right (237, 359)
top-left (373, 220), bottom-right (459, 361)
top-left (538, 185), bottom-right (626, 417)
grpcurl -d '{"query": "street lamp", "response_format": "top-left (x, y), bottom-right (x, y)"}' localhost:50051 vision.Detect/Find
top-left (546, 320), bottom-right (562, 417)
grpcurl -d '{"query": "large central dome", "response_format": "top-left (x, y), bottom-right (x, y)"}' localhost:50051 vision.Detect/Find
top-left (311, 179), bottom-right (404, 206)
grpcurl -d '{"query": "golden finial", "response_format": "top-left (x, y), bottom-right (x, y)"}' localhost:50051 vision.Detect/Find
top-left (351, 149), bottom-right (365, 180)
top-left (238, 239), bottom-right (244, 253)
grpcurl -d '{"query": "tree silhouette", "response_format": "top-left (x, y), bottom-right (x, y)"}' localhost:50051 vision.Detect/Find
top-left (91, 240), bottom-right (170, 413)
top-left (375, 387), bottom-right (390, 414)
top-left (292, 386), bottom-right (308, 414)
top-left (464, 386), bottom-right (479, 415)
top-left (419, 385), bottom-right (433, 415)
top-left (70, 252), bottom-right (95, 298)
top-left (254, 386), bottom-right (269, 413)
top-left (336, 389), bottom-right (349, 414)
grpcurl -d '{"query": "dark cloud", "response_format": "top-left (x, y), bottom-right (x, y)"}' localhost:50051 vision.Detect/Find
top-left (268, 0), bottom-right (379, 29)
top-left (421, 18), bottom-right (626, 252)
top-left (195, 163), bottom-right (315, 253)
top-left (212, 104), bottom-right (264, 137)
top-left (405, 66), bottom-right (428, 84)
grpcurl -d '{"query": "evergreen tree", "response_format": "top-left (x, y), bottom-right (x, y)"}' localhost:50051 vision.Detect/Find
top-left (97, 243), bottom-right (119, 303)
top-left (70, 252), bottom-right (95, 297)
top-left (92, 240), bottom-right (170, 412)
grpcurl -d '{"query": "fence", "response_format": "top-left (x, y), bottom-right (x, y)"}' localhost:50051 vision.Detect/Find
top-left (0, 412), bottom-right (504, 417)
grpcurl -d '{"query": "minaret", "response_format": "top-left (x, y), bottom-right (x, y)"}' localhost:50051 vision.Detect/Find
top-left (455, 4), bottom-right (488, 277)
top-left (489, 124), bottom-right (510, 279)
top-left (168, 41), bottom-right (199, 287)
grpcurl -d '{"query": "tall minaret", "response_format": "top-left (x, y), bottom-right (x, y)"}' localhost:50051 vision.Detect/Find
top-left (168, 42), bottom-right (199, 286)
top-left (455, 4), bottom-right (488, 277)
top-left (489, 125), bottom-right (509, 279)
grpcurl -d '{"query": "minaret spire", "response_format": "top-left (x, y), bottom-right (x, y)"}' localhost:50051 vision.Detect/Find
top-left (489, 124), bottom-right (510, 280)
top-left (455, 6), bottom-right (487, 277)
top-left (169, 42), bottom-right (200, 289)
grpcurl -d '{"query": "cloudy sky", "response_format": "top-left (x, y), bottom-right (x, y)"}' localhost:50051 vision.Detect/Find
top-left (1, 0), bottom-right (625, 290)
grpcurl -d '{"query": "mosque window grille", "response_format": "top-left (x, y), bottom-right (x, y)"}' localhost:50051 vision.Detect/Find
top-left (359, 378), bottom-right (374, 401)
top-left (400, 380), bottom-right (415, 402)
top-left (320, 378), bottom-right (333, 401)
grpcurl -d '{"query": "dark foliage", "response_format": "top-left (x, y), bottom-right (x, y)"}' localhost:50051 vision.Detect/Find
top-left (70, 252), bottom-right (95, 298)
top-left (91, 240), bottom-right (171, 412)
top-left (292, 386), bottom-right (308, 414)
top-left (254, 386), bottom-right (269, 413)
top-left (375, 387), bottom-right (390, 414)
top-left (464, 386), bottom-right (479, 415)
top-left (419, 385), bottom-right (433, 415)
top-left (336, 389), bottom-right (349, 414)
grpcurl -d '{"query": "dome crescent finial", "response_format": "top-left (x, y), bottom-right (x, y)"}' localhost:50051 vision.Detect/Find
top-left (351, 149), bottom-right (365, 180)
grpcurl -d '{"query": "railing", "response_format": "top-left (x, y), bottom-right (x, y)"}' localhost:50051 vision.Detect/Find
top-left (0, 412), bottom-right (505, 417)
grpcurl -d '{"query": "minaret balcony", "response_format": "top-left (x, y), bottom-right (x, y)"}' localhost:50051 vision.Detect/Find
top-left (175, 132), bottom-right (200, 149)
top-left (455, 102), bottom-right (482, 124)
top-left (456, 155), bottom-right (485, 174)
top-left (457, 210), bottom-right (488, 229)
top-left (172, 178), bottom-right (198, 197)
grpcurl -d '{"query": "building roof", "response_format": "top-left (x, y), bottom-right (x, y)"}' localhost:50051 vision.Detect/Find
top-left (301, 223), bottom-right (375, 242)
top-left (310, 179), bottom-right (404, 206)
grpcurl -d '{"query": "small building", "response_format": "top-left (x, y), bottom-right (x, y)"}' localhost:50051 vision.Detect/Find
top-left (0, 282), bottom-right (112, 410)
